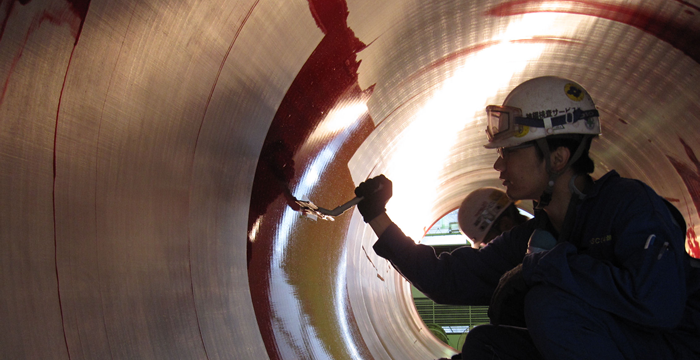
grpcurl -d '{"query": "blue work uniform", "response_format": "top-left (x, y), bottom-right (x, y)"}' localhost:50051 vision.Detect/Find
top-left (373, 171), bottom-right (700, 359)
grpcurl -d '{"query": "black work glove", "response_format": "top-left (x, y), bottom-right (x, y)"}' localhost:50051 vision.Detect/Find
top-left (488, 263), bottom-right (529, 327)
top-left (354, 175), bottom-right (392, 223)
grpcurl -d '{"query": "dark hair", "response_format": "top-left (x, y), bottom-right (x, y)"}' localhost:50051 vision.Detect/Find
top-left (533, 135), bottom-right (596, 174)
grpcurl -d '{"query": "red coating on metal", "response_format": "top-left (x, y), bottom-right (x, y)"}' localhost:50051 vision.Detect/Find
top-left (667, 137), bottom-right (700, 258)
top-left (0, 0), bottom-right (91, 106)
top-left (54, 43), bottom-right (78, 360)
top-left (42, 1), bottom-right (92, 357)
top-left (485, 0), bottom-right (700, 63)
top-left (54, 1), bottom-right (91, 357)
top-left (247, 0), bottom-right (376, 358)
top-left (246, 0), bottom-right (368, 235)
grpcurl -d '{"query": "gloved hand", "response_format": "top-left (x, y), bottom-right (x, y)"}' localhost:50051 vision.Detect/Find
top-left (354, 175), bottom-right (392, 223)
top-left (488, 263), bottom-right (529, 327)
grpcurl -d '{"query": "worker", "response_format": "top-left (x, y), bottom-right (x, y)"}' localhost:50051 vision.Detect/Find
top-left (355, 76), bottom-right (700, 359)
top-left (457, 187), bottom-right (528, 249)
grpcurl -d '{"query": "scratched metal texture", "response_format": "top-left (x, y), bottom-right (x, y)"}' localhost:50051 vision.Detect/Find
top-left (1, 0), bottom-right (699, 359)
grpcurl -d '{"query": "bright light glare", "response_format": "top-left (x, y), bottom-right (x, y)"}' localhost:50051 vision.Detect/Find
top-left (249, 215), bottom-right (263, 242)
top-left (385, 14), bottom-right (562, 240)
top-left (335, 247), bottom-right (362, 359)
top-left (309, 102), bottom-right (368, 143)
top-left (296, 102), bottom-right (368, 194)
top-left (535, 2), bottom-right (578, 13)
top-left (298, 148), bottom-right (336, 192)
top-left (494, 12), bottom-right (571, 42)
top-left (420, 234), bottom-right (469, 246)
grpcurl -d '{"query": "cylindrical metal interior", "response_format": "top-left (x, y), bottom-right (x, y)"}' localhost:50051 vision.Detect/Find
top-left (2, 0), bottom-right (699, 359)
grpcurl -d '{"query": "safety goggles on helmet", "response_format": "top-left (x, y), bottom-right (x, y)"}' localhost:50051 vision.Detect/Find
top-left (486, 105), bottom-right (599, 142)
top-left (485, 105), bottom-right (522, 142)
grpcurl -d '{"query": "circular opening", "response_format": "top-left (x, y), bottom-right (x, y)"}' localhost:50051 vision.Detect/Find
top-left (411, 205), bottom-right (534, 351)
top-left (412, 209), bottom-right (489, 351)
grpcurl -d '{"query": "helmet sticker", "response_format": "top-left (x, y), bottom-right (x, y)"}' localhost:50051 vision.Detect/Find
top-left (525, 109), bottom-right (559, 119)
top-left (565, 83), bottom-right (585, 101)
top-left (514, 125), bottom-right (529, 138)
top-left (585, 118), bottom-right (596, 130)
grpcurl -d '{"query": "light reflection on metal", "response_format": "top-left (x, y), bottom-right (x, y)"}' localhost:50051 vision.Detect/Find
top-left (269, 258), bottom-right (329, 358)
top-left (249, 215), bottom-right (263, 242)
top-left (524, 2), bottom-right (578, 14)
top-left (272, 208), bottom-right (297, 269)
top-left (298, 101), bottom-right (369, 196)
top-left (265, 95), bottom-right (371, 358)
top-left (494, 13), bottom-right (574, 41)
top-left (335, 246), bottom-right (363, 360)
top-left (386, 14), bottom-right (554, 240)
top-left (309, 102), bottom-right (369, 143)
top-left (296, 148), bottom-right (334, 194)
top-left (3, 0), bottom-right (700, 359)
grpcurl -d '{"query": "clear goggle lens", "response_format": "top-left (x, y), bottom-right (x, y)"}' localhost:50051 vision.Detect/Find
top-left (485, 105), bottom-right (521, 141)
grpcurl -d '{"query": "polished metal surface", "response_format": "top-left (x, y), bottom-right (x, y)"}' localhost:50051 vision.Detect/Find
top-left (2, 0), bottom-right (699, 359)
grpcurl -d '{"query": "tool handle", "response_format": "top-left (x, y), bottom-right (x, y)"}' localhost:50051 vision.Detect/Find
top-left (320, 197), bottom-right (363, 216)
top-left (315, 183), bottom-right (383, 217)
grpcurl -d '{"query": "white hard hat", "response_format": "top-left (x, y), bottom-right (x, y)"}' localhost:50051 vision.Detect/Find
top-left (485, 76), bottom-right (601, 149)
top-left (458, 187), bottom-right (512, 247)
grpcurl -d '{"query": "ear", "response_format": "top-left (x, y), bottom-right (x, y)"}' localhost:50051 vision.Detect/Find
top-left (550, 146), bottom-right (571, 172)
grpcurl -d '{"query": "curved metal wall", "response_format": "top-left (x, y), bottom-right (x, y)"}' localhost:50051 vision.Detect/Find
top-left (1, 0), bottom-right (699, 359)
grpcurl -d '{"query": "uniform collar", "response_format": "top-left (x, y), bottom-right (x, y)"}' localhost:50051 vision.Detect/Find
top-left (582, 170), bottom-right (620, 200)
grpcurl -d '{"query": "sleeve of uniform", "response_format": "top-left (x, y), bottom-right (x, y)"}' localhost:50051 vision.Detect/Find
top-left (373, 221), bottom-right (531, 306)
top-left (521, 185), bottom-right (687, 329)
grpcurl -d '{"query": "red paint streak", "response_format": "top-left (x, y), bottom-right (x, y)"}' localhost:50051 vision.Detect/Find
top-left (247, 1), bottom-right (375, 358)
top-left (54, 44), bottom-right (76, 360)
top-left (200, 0), bottom-right (260, 129)
top-left (186, 2), bottom-right (262, 359)
top-left (399, 37), bottom-right (580, 88)
top-left (0, 0), bottom-right (91, 106)
top-left (486, 0), bottom-right (700, 64)
top-left (65, 0), bottom-right (90, 45)
top-left (247, 0), bottom-right (367, 233)
top-left (0, 28), bottom-right (28, 106)
top-left (675, 0), bottom-right (700, 13)
top-left (666, 197), bottom-right (681, 202)
top-left (667, 137), bottom-right (700, 258)
top-left (47, 1), bottom-right (91, 358)
top-left (308, 0), bottom-right (350, 35)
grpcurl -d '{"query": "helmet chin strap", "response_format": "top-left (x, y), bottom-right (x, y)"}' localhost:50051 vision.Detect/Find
top-left (534, 135), bottom-right (592, 209)
top-left (534, 138), bottom-right (555, 209)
